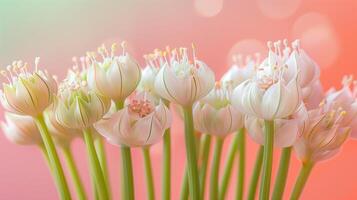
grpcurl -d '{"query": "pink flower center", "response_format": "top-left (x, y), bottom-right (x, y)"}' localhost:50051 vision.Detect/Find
top-left (258, 76), bottom-right (275, 90)
top-left (128, 99), bottom-right (154, 118)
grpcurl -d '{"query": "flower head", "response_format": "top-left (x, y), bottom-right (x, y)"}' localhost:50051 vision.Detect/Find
top-left (1, 112), bottom-right (42, 145)
top-left (94, 91), bottom-right (171, 147)
top-left (294, 103), bottom-right (351, 163)
top-left (231, 40), bottom-right (302, 120)
top-left (193, 82), bottom-right (244, 137)
top-left (55, 68), bottom-right (111, 129)
top-left (221, 54), bottom-right (258, 88)
top-left (0, 58), bottom-right (58, 117)
top-left (245, 107), bottom-right (306, 147)
top-left (87, 42), bottom-right (141, 102)
top-left (154, 45), bottom-right (215, 106)
top-left (284, 40), bottom-right (320, 99)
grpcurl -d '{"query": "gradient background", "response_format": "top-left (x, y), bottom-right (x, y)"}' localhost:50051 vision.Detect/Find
top-left (0, 0), bottom-right (357, 199)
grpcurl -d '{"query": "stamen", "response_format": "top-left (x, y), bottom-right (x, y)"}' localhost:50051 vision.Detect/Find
top-left (111, 43), bottom-right (117, 57)
top-left (35, 57), bottom-right (40, 72)
top-left (121, 41), bottom-right (127, 56)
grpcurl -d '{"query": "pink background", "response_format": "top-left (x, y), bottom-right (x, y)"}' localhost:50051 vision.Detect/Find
top-left (0, 0), bottom-right (357, 199)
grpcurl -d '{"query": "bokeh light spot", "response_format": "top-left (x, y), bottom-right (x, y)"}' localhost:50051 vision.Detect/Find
top-left (292, 12), bottom-right (340, 68)
top-left (257, 0), bottom-right (301, 19)
top-left (227, 39), bottom-right (266, 66)
top-left (194, 0), bottom-right (223, 18)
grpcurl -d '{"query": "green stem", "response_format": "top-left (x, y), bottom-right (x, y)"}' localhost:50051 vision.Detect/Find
top-left (83, 128), bottom-right (109, 200)
top-left (34, 114), bottom-right (71, 200)
top-left (94, 137), bottom-right (111, 198)
top-left (183, 106), bottom-right (201, 200)
top-left (199, 134), bottom-right (212, 199)
top-left (62, 146), bottom-right (87, 200)
top-left (142, 148), bottom-right (155, 200)
top-left (162, 129), bottom-right (171, 200)
top-left (120, 146), bottom-right (135, 200)
top-left (290, 161), bottom-right (314, 200)
top-left (210, 137), bottom-right (224, 200)
top-left (247, 146), bottom-right (264, 200)
top-left (39, 143), bottom-right (51, 171)
top-left (272, 147), bottom-right (292, 200)
top-left (180, 132), bottom-right (202, 200)
top-left (236, 129), bottom-right (245, 200)
top-left (219, 131), bottom-right (240, 200)
top-left (259, 120), bottom-right (275, 200)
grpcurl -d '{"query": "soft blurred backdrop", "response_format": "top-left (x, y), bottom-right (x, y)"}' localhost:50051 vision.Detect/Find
top-left (0, 0), bottom-right (356, 199)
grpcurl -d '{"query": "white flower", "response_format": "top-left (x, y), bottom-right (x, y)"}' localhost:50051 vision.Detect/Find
top-left (55, 70), bottom-right (111, 129)
top-left (221, 54), bottom-right (257, 88)
top-left (0, 58), bottom-right (57, 117)
top-left (1, 112), bottom-right (42, 145)
top-left (294, 105), bottom-right (350, 163)
top-left (87, 42), bottom-right (141, 102)
top-left (44, 109), bottom-right (81, 145)
top-left (245, 107), bottom-right (306, 147)
top-left (154, 47), bottom-right (215, 106)
top-left (231, 41), bottom-right (302, 120)
top-left (284, 40), bottom-right (320, 99)
top-left (94, 91), bottom-right (171, 147)
top-left (193, 82), bottom-right (244, 137)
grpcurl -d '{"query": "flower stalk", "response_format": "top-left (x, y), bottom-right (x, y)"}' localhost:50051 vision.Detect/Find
top-left (219, 132), bottom-right (240, 200)
top-left (183, 106), bottom-right (200, 200)
top-left (199, 134), bottom-right (212, 199)
top-left (272, 147), bottom-right (292, 200)
top-left (210, 137), bottom-right (224, 200)
top-left (62, 146), bottom-right (86, 200)
top-left (290, 161), bottom-right (314, 200)
top-left (34, 114), bottom-right (71, 200)
top-left (94, 137), bottom-right (110, 198)
top-left (143, 147), bottom-right (155, 200)
top-left (83, 128), bottom-right (109, 200)
top-left (236, 128), bottom-right (246, 200)
top-left (247, 146), bottom-right (264, 200)
top-left (162, 129), bottom-right (171, 200)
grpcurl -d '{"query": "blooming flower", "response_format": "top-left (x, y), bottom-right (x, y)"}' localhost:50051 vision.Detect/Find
top-left (294, 103), bottom-right (351, 163)
top-left (55, 69), bottom-right (111, 129)
top-left (231, 41), bottom-right (302, 120)
top-left (94, 91), bottom-right (171, 147)
top-left (1, 112), bottom-right (42, 145)
top-left (154, 46), bottom-right (215, 106)
top-left (221, 54), bottom-right (257, 88)
top-left (87, 42), bottom-right (141, 102)
top-left (193, 82), bottom-right (244, 137)
top-left (245, 111), bottom-right (304, 147)
top-left (284, 40), bottom-right (320, 99)
top-left (0, 58), bottom-right (58, 117)
top-left (44, 109), bottom-right (82, 145)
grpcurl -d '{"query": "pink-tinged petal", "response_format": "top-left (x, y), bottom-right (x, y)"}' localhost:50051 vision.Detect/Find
top-left (195, 60), bottom-right (215, 100)
top-left (276, 75), bottom-right (301, 118)
top-left (294, 138), bottom-right (310, 162)
top-left (231, 80), bottom-right (251, 115)
top-left (94, 110), bottom-right (126, 146)
top-left (261, 82), bottom-right (283, 119)
top-left (154, 101), bottom-right (172, 130)
top-left (245, 116), bottom-right (265, 145)
top-left (304, 80), bottom-right (324, 109)
top-left (132, 114), bottom-right (164, 146)
top-left (311, 149), bottom-right (340, 163)
top-left (275, 119), bottom-right (299, 148)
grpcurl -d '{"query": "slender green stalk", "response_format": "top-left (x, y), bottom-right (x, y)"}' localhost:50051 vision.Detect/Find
top-left (39, 143), bottom-right (51, 170)
top-left (83, 128), bottom-right (109, 200)
top-left (180, 167), bottom-right (189, 200)
top-left (162, 129), bottom-right (171, 200)
top-left (121, 146), bottom-right (135, 200)
top-left (142, 148), bottom-right (155, 200)
top-left (290, 161), bottom-right (314, 200)
top-left (236, 129), bottom-right (246, 200)
top-left (180, 132), bottom-right (201, 200)
top-left (218, 132), bottom-right (240, 200)
top-left (115, 100), bottom-right (135, 200)
top-left (247, 146), bottom-right (264, 200)
top-left (272, 147), bottom-right (292, 200)
top-left (210, 137), bottom-right (224, 200)
top-left (94, 137), bottom-right (111, 198)
top-left (259, 120), bottom-right (275, 200)
top-left (183, 106), bottom-right (200, 200)
top-left (62, 146), bottom-right (87, 200)
top-left (199, 134), bottom-right (212, 199)
top-left (34, 114), bottom-right (71, 200)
